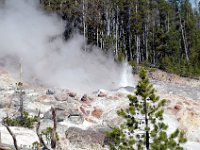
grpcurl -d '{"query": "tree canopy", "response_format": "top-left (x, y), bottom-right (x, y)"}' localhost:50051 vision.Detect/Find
top-left (40, 0), bottom-right (200, 77)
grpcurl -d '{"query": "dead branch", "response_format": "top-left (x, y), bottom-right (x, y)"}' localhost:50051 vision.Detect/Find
top-left (51, 107), bottom-right (57, 149)
top-left (36, 108), bottom-right (58, 149)
top-left (4, 124), bottom-right (19, 150)
top-left (36, 111), bottom-right (49, 150)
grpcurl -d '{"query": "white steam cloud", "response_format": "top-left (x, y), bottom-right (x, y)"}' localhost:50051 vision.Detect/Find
top-left (0, 0), bottom-right (133, 93)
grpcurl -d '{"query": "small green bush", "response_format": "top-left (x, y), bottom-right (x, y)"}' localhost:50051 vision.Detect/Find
top-left (41, 127), bottom-right (59, 141)
top-left (3, 112), bottom-right (38, 129)
top-left (32, 141), bottom-right (42, 150)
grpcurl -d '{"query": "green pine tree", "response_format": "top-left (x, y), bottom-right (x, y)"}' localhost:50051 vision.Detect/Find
top-left (107, 68), bottom-right (187, 150)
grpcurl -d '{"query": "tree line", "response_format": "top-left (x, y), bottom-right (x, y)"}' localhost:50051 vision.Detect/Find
top-left (40, 0), bottom-right (200, 77)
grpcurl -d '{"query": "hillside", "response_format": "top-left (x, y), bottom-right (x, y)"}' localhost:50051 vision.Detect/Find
top-left (0, 68), bottom-right (199, 150)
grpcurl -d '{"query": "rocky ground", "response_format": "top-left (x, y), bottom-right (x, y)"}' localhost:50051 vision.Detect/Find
top-left (0, 68), bottom-right (200, 150)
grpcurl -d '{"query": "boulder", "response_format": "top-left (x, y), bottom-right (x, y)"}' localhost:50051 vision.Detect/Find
top-left (85, 116), bottom-right (97, 123)
top-left (54, 93), bottom-right (68, 101)
top-left (80, 94), bottom-right (92, 105)
top-left (98, 91), bottom-right (107, 97)
top-left (65, 127), bottom-right (105, 148)
top-left (68, 92), bottom-right (76, 98)
top-left (174, 104), bottom-right (182, 111)
top-left (81, 94), bottom-right (89, 102)
top-left (46, 89), bottom-right (55, 95)
top-left (92, 107), bottom-right (103, 119)
top-left (67, 114), bottom-right (84, 124)
top-left (80, 106), bottom-right (90, 116)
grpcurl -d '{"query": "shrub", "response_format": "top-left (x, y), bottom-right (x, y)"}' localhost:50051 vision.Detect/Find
top-left (3, 112), bottom-right (38, 129)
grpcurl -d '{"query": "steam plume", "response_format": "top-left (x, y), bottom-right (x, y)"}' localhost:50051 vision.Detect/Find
top-left (0, 0), bottom-right (133, 93)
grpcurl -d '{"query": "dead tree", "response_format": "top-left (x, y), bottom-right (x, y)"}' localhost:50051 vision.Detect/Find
top-left (178, 12), bottom-right (189, 63)
top-left (17, 82), bottom-right (24, 118)
top-left (36, 107), bottom-right (57, 149)
top-left (51, 107), bottom-right (57, 149)
top-left (4, 125), bottom-right (19, 150)
top-left (36, 111), bottom-right (49, 150)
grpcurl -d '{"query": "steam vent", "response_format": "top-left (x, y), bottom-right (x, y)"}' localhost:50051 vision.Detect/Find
top-left (0, 0), bottom-right (200, 150)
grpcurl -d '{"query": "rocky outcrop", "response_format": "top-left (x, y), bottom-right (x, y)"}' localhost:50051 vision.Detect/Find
top-left (65, 127), bottom-right (105, 149)
top-left (149, 69), bottom-right (200, 88)
top-left (164, 95), bottom-right (200, 144)
top-left (0, 68), bottom-right (200, 149)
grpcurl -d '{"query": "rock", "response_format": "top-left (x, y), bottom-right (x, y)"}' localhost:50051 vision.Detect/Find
top-left (81, 94), bottom-right (88, 101)
top-left (80, 94), bottom-right (92, 105)
top-left (54, 93), bottom-right (68, 101)
top-left (80, 106), bottom-right (90, 116)
top-left (43, 103), bottom-right (69, 121)
top-left (174, 104), bottom-right (182, 111)
top-left (107, 95), bottom-right (120, 100)
top-left (80, 106), bottom-right (86, 114)
top-left (85, 116), bottom-right (98, 123)
top-left (98, 91), bottom-right (107, 97)
top-left (68, 92), bottom-right (76, 97)
top-left (67, 114), bottom-right (84, 124)
top-left (38, 95), bottom-right (54, 102)
top-left (92, 107), bottom-right (103, 119)
top-left (65, 127), bottom-right (105, 148)
top-left (46, 89), bottom-right (55, 95)
top-left (43, 109), bottom-right (65, 122)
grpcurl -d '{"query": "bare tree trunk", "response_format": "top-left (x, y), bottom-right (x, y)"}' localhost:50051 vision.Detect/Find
top-left (115, 5), bottom-right (119, 57)
top-left (178, 13), bottom-right (189, 63)
top-left (82, 0), bottom-right (87, 51)
top-left (97, 28), bottom-right (99, 47)
top-left (136, 35), bottom-right (141, 64)
top-left (36, 111), bottom-right (49, 150)
top-left (100, 31), bottom-right (103, 49)
top-left (167, 13), bottom-right (170, 33)
top-left (19, 86), bottom-right (24, 118)
top-left (18, 61), bottom-right (24, 119)
top-left (135, 2), bottom-right (140, 64)
top-left (145, 20), bottom-right (149, 61)
top-left (48, 0), bottom-right (50, 7)
top-left (145, 0), bottom-right (150, 61)
top-left (106, 4), bottom-right (110, 36)
top-left (51, 107), bottom-right (57, 149)
top-left (36, 108), bottom-right (57, 149)
top-left (153, 50), bottom-right (156, 65)
top-left (4, 125), bottom-right (19, 150)
top-left (144, 99), bottom-right (150, 150)
top-left (128, 7), bottom-right (132, 61)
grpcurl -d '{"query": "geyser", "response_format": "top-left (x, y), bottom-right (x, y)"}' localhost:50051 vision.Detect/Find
top-left (0, 0), bottom-right (134, 93)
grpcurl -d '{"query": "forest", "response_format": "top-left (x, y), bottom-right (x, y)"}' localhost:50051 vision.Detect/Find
top-left (40, 0), bottom-right (200, 77)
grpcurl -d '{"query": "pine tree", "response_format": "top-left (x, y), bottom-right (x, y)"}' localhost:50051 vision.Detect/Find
top-left (107, 68), bottom-right (187, 150)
